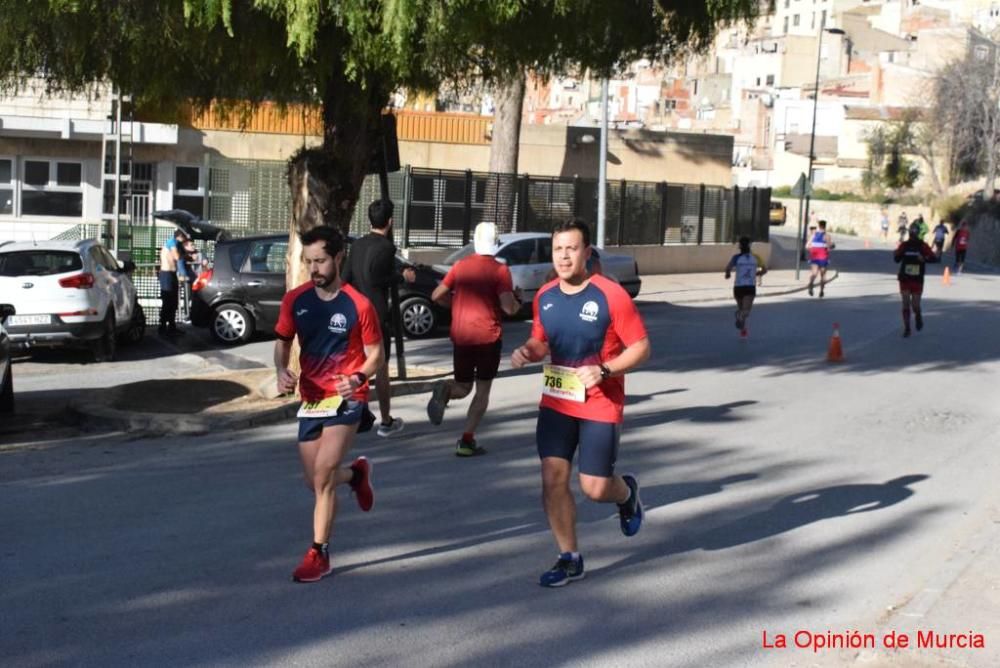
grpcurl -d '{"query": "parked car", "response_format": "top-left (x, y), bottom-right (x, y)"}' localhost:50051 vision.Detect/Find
top-left (769, 201), bottom-right (787, 225)
top-left (434, 233), bottom-right (642, 307)
top-left (190, 234), bottom-right (448, 344)
top-left (1, 303), bottom-right (14, 412)
top-left (0, 240), bottom-right (145, 361)
top-left (152, 209), bottom-right (231, 242)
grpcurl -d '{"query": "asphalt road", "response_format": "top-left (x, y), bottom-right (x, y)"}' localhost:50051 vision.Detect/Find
top-left (3, 232), bottom-right (999, 667)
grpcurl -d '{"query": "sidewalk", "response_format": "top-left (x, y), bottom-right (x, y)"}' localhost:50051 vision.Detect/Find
top-left (59, 269), bottom-right (833, 436)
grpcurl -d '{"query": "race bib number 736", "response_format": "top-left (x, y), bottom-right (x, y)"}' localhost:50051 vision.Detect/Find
top-left (542, 364), bottom-right (586, 403)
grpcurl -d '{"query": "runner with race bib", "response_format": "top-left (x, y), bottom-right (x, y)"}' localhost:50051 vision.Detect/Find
top-left (724, 236), bottom-right (768, 339)
top-left (894, 221), bottom-right (940, 338)
top-left (511, 218), bottom-right (650, 588)
top-left (273, 225), bottom-right (382, 583)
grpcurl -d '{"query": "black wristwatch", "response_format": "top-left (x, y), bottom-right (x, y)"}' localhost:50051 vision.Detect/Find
top-left (352, 372), bottom-right (368, 385)
top-left (599, 364), bottom-right (612, 380)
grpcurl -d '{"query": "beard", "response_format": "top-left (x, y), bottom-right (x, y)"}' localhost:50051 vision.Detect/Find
top-left (311, 271), bottom-right (335, 288)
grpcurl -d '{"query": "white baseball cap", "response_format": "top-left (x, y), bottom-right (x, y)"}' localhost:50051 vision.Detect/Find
top-left (473, 222), bottom-right (499, 255)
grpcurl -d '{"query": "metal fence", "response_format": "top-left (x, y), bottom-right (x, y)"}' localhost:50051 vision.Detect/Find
top-left (398, 167), bottom-right (769, 248)
top-left (200, 158), bottom-right (771, 249)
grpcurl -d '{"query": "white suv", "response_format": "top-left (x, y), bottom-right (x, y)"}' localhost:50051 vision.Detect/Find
top-left (0, 239), bottom-right (145, 361)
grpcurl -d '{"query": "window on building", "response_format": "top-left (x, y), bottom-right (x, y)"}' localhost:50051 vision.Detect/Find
top-left (784, 16), bottom-right (790, 33)
top-left (974, 44), bottom-right (989, 61)
top-left (0, 158), bottom-right (12, 215)
top-left (766, 74), bottom-right (775, 86)
top-left (811, 12), bottom-right (816, 29)
top-left (793, 14), bottom-right (800, 27)
top-left (21, 159), bottom-right (84, 217)
top-left (174, 165), bottom-right (205, 218)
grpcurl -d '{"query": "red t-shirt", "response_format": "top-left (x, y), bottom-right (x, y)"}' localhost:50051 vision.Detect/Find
top-left (530, 275), bottom-right (647, 424)
top-left (274, 282), bottom-right (381, 402)
top-left (955, 228), bottom-right (970, 250)
top-left (442, 254), bottom-right (514, 345)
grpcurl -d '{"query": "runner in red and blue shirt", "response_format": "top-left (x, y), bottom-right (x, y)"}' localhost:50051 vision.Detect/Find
top-left (512, 219), bottom-right (650, 588)
top-left (273, 226), bottom-right (381, 584)
top-left (807, 220), bottom-right (834, 297)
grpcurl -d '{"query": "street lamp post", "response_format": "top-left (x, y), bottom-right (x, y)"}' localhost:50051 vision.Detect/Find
top-left (797, 24), bottom-right (846, 275)
top-left (596, 77), bottom-right (609, 249)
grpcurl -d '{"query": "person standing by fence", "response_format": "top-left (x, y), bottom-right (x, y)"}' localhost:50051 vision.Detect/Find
top-left (342, 199), bottom-right (416, 438)
top-left (158, 229), bottom-right (188, 337)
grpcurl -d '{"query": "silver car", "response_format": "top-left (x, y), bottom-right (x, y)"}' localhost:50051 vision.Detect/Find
top-left (434, 233), bottom-right (642, 304)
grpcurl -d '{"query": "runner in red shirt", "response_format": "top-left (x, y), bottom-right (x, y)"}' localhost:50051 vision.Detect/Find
top-left (894, 221), bottom-right (940, 337)
top-left (511, 218), bottom-right (650, 587)
top-left (427, 222), bottom-right (521, 456)
top-left (952, 219), bottom-right (971, 275)
top-left (273, 226), bottom-right (382, 583)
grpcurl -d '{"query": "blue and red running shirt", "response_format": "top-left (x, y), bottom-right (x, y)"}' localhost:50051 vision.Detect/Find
top-left (274, 282), bottom-right (382, 403)
top-left (530, 274), bottom-right (647, 424)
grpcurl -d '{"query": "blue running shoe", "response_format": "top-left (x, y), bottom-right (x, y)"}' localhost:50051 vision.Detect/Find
top-left (539, 553), bottom-right (585, 587)
top-left (618, 474), bottom-right (643, 537)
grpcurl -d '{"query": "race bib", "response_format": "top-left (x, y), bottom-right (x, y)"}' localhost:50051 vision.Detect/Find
top-left (904, 264), bottom-right (921, 276)
top-left (297, 394), bottom-right (344, 418)
top-left (542, 364), bottom-right (586, 403)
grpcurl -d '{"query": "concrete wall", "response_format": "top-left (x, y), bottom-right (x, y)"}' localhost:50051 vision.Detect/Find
top-left (967, 213), bottom-right (1000, 266)
top-left (182, 124), bottom-right (734, 187)
top-left (402, 241), bottom-right (772, 276)
top-left (399, 124), bottom-right (734, 186)
top-left (776, 197), bottom-right (935, 238)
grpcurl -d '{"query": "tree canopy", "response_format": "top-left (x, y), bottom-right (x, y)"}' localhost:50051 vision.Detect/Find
top-left (0, 1), bottom-right (765, 113)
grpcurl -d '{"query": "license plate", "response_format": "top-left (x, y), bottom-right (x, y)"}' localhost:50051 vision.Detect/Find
top-left (7, 314), bottom-right (53, 326)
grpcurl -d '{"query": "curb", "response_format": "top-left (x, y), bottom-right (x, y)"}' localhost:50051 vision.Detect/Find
top-left (69, 367), bottom-right (452, 436)
top-left (654, 270), bottom-right (840, 305)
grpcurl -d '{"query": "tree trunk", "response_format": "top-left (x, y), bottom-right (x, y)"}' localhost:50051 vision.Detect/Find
top-left (484, 72), bottom-right (526, 232)
top-left (282, 67), bottom-right (389, 380)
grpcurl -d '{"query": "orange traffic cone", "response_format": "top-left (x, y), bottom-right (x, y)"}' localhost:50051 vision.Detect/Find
top-left (942, 266), bottom-right (951, 285)
top-left (864, 238), bottom-right (871, 249)
top-left (827, 322), bottom-right (844, 362)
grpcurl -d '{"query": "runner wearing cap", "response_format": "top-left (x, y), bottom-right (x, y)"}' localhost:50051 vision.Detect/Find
top-left (427, 222), bottom-right (521, 456)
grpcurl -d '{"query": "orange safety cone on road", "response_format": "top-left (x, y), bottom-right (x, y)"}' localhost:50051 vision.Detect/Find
top-left (864, 238), bottom-right (871, 249)
top-left (942, 266), bottom-right (952, 285)
top-left (827, 322), bottom-right (844, 362)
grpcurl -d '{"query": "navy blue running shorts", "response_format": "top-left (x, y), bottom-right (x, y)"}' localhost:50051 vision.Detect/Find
top-left (536, 406), bottom-right (621, 477)
top-left (298, 400), bottom-right (367, 442)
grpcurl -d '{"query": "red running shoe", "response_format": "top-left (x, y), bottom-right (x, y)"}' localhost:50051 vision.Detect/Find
top-left (292, 547), bottom-right (331, 583)
top-left (349, 456), bottom-right (374, 512)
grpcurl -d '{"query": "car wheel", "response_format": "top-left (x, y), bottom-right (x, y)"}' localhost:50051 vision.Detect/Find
top-left (0, 365), bottom-right (13, 413)
top-left (120, 301), bottom-right (146, 345)
top-left (400, 296), bottom-right (437, 338)
top-left (211, 303), bottom-right (255, 345)
top-left (91, 313), bottom-right (117, 363)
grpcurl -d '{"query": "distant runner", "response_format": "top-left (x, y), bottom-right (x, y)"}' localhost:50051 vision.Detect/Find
top-left (953, 220), bottom-right (970, 275)
top-left (724, 236), bottom-right (767, 338)
top-left (807, 220), bottom-right (834, 298)
top-left (894, 222), bottom-right (940, 338)
top-left (932, 220), bottom-right (948, 256)
top-left (274, 226), bottom-right (380, 583)
top-left (511, 218), bottom-right (650, 588)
